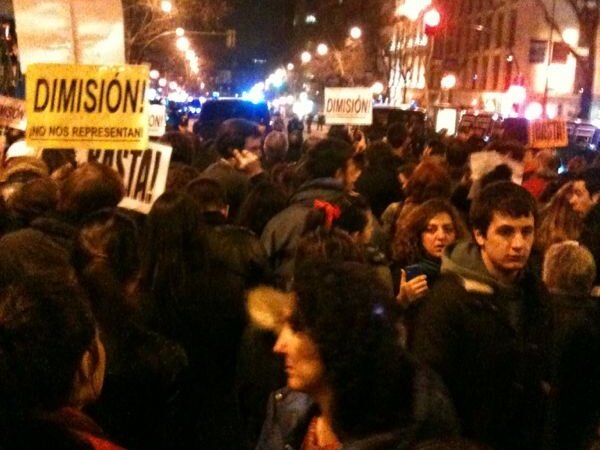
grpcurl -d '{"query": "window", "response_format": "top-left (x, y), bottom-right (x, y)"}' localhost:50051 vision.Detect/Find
top-left (496, 13), bottom-right (504, 48)
top-left (481, 56), bottom-right (489, 89)
top-left (508, 10), bottom-right (517, 48)
top-left (492, 55), bottom-right (501, 89)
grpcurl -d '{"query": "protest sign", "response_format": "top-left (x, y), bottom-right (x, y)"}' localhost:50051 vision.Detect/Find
top-left (76, 141), bottom-right (172, 214)
top-left (528, 119), bottom-right (568, 149)
top-left (25, 63), bottom-right (149, 150)
top-left (324, 87), bottom-right (373, 125)
top-left (0, 96), bottom-right (26, 130)
top-left (13, 0), bottom-right (125, 72)
top-left (148, 104), bottom-right (166, 138)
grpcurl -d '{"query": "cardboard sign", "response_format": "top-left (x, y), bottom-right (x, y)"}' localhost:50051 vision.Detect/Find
top-left (528, 119), bottom-right (568, 148)
top-left (25, 63), bottom-right (149, 150)
top-left (76, 142), bottom-right (172, 214)
top-left (0, 96), bottom-right (26, 130)
top-left (148, 104), bottom-right (166, 138)
top-left (13, 0), bottom-right (125, 71)
top-left (324, 87), bottom-right (373, 125)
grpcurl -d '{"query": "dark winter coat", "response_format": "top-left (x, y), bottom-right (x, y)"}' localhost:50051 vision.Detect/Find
top-left (260, 177), bottom-right (346, 288)
top-left (411, 241), bottom-right (552, 450)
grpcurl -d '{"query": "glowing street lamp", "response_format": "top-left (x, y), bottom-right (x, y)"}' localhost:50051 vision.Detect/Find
top-left (349, 26), bottom-right (362, 39)
top-left (371, 81), bottom-right (384, 95)
top-left (149, 69), bottom-right (160, 80)
top-left (185, 49), bottom-right (196, 60)
top-left (440, 74), bottom-right (457, 90)
top-left (301, 51), bottom-right (312, 64)
top-left (158, 78), bottom-right (167, 87)
top-left (316, 43), bottom-right (328, 56)
top-left (176, 27), bottom-right (185, 37)
top-left (176, 36), bottom-right (190, 51)
top-left (168, 81), bottom-right (178, 90)
top-left (287, 62), bottom-right (295, 71)
top-left (160, 0), bottom-right (172, 13)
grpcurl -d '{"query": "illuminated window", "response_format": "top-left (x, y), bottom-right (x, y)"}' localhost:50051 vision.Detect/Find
top-left (305, 14), bottom-right (317, 24)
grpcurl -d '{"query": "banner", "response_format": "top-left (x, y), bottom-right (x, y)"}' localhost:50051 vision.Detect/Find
top-left (13, 0), bottom-right (125, 71)
top-left (0, 96), bottom-right (26, 130)
top-left (148, 104), bottom-right (166, 138)
top-left (528, 119), bottom-right (568, 149)
top-left (25, 63), bottom-right (149, 150)
top-left (76, 142), bottom-right (172, 214)
top-left (324, 87), bottom-right (373, 125)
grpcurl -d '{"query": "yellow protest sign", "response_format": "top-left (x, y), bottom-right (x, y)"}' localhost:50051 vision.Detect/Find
top-left (26, 64), bottom-right (149, 150)
top-left (528, 119), bottom-right (568, 149)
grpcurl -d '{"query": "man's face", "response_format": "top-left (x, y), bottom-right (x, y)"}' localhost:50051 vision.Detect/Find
top-left (569, 180), bottom-right (598, 217)
top-left (244, 136), bottom-right (263, 159)
top-left (474, 212), bottom-right (535, 281)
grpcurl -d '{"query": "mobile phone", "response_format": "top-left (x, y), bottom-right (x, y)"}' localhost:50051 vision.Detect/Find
top-left (404, 264), bottom-right (423, 281)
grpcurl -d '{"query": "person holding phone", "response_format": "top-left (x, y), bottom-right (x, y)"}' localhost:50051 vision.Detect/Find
top-left (391, 199), bottom-right (467, 305)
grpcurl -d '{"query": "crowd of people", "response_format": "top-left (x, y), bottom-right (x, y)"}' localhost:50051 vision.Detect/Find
top-left (0, 115), bottom-right (598, 450)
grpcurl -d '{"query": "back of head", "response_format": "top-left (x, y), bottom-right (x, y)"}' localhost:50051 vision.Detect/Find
top-left (165, 162), bottom-right (200, 193)
top-left (186, 177), bottom-right (228, 212)
top-left (479, 164), bottom-right (512, 190)
top-left (58, 162), bottom-right (124, 220)
top-left (0, 272), bottom-right (95, 413)
top-left (8, 176), bottom-right (59, 223)
top-left (470, 181), bottom-right (537, 235)
top-left (214, 118), bottom-right (261, 159)
top-left (160, 130), bottom-right (196, 165)
top-left (327, 125), bottom-right (352, 145)
top-left (386, 122), bottom-right (407, 148)
top-left (543, 241), bottom-right (596, 296)
top-left (292, 261), bottom-right (411, 438)
top-left (404, 160), bottom-right (452, 204)
top-left (263, 131), bottom-right (289, 165)
top-left (575, 167), bottom-right (600, 197)
top-left (305, 138), bottom-right (353, 180)
top-left (365, 141), bottom-right (395, 168)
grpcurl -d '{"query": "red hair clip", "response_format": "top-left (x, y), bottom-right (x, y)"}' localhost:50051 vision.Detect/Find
top-left (314, 199), bottom-right (341, 229)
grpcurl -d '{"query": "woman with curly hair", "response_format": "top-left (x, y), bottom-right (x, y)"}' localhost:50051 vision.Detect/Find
top-left (391, 199), bottom-right (468, 305)
top-left (257, 261), bottom-right (458, 450)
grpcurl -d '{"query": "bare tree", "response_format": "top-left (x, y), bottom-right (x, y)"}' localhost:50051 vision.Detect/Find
top-left (534, 0), bottom-right (599, 119)
top-left (123, 0), bottom-right (231, 64)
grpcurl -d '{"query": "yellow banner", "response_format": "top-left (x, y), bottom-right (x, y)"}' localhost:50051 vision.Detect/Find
top-left (25, 64), bottom-right (149, 150)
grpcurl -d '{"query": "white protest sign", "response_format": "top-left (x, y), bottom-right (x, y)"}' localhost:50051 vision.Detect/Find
top-left (324, 87), bottom-right (373, 125)
top-left (76, 142), bottom-right (172, 214)
top-left (148, 104), bottom-right (166, 138)
top-left (0, 96), bottom-right (26, 130)
top-left (13, 0), bottom-right (125, 71)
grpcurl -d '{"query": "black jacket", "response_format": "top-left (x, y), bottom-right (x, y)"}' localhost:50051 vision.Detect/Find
top-left (411, 241), bottom-right (552, 450)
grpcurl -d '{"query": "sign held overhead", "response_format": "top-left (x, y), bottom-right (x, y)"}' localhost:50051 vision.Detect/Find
top-left (0, 96), bottom-right (26, 130)
top-left (528, 119), bottom-right (568, 149)
top-left (324, 87), bottom-right (373, 125)
top-left (26, 64), bottom-right (150, 150)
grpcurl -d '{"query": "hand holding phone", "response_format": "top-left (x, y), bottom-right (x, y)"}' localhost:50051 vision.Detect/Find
top-left (397, 265), bottom-right (428, 305)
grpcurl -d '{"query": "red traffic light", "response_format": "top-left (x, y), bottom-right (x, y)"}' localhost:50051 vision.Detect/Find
top-left (424, 8), bottom-right (441, 36)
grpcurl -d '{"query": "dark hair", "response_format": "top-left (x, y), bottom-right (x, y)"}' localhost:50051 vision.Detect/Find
top-left (58, 162), bottom-right (124, 220)
top-left (404, 160), bottom-right (452, 204)
top-left (0, 272), bottom-right (95, 412)
top-left (186, 177), bottom-right (227, 212)
top-left (305, 138), bottom-right (354, 180)
top-left (236, 181), bottom-right (287, 236)
top-left (392, 199), bottom-right (467, 265)
top-left (470, 181), bottom-right (537, 235)
top-left (40, 149), bottom-right (76, 175)
top-left (291, 261), bottom-right (413, 438)
top-left (327, 125), bottom-right (352, 145)
top-left (160, 131), bottom-right (196, 166)
top-left (335, 195), bottom-right (370, 235)
top-left (214, 118), bottom-right (262, 159)
top-left (165, 162), bottom-right (200, 193)
top-left (574, 167), bottom-right (600, 196)
top-left (365, 141), bottom-right (395, 168)
top-left (140, 192), bottom-right (207, 332)
top-left (8, 176), bottom-right (59, 224)
top-left (386, 122), bottom-right (407, 148)
top-left (479, 164), bottom-right (512, 190)
top-left (426, 139), bottom-right (447, 157)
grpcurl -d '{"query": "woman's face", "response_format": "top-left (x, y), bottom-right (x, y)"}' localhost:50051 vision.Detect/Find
top-left (273, 305), bottom-right (326, 395)
top-left (421, 212), bottom-right (457, 258)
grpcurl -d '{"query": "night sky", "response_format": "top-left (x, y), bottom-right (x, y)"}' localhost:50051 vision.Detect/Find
top-left (229, 0), bottom-right (295, 67)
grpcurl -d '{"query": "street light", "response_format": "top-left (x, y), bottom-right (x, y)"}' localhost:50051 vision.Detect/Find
top-left (160, 0), bottom-right (172, 13)
top-left (317, 43), bottom-right (329, 56)
top-left (150, 69), bottom-right (160, 80)
top-left (176, 27), bottom-right (185, 37)
top-left (287, 63), bottom-right (295, 71)
top-left (176, 36), bottom-right (190, 51)
top-left (185, 49), bottom-right (196, 60)
top-left (349, 26), bottom-right (362, 40)
top-left (158, 78), bottom-right (167, 87)
top-left (440, 74), bottom-right (457, 90)
top-left (371, 81), bottom-right (384, 95)
top-left (301, 51), bottom-right (312, 64)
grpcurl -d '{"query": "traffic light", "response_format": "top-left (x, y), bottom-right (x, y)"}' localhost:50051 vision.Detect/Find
top-left (226, 29), bottom-right (236, 48)
top-left (423, 8), bottom-right (441, 36)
